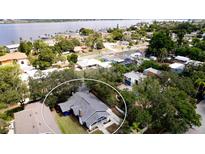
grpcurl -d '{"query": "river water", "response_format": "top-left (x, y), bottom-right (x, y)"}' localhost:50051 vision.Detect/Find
top-left (0, 20), bottom-right (149, 45)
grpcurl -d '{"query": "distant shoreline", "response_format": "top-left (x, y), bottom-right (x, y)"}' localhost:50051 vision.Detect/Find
top-left (0, 19), bottom-right (137, 24)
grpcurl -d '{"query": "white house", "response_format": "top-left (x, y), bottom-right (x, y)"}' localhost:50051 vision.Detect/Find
top-left (124, 71), bottom-right (146, 86)
top-left (77, 59), bottom-right (111, 70)
top-left (175, 56), bottom-right (190, 63)
top-left (186, 60), bottom-right (204, 66)
top-left (5, 44), bottom-right (19, 52)
top-left (169, 63), bottom-right (185, 73)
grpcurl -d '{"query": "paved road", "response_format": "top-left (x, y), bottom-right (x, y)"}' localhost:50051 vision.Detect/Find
top-left (78, 43), bottom-right (148, 60)
top-left (187, 100), bottom-right (205, 134)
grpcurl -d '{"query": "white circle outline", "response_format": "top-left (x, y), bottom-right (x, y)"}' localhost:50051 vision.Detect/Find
top-left (41, 78), bottom-right (127, 134)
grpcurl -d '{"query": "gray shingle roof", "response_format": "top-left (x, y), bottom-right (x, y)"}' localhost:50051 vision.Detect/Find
top-left (14, 102), bottom-right (61, 134)
top-left (58, 91), bottom-right (109, 127)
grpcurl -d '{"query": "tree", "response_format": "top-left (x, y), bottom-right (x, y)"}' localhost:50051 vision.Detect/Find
top-left (175, 46), bottom-right (205, 62)
top-left (67, 54), bottom-right (78, 64)
top-left (29, 69), bottom-right (80, 107)
top-left (18, 41), bottom-right (33, 55)
top-left (85, 33), bottom-right (104, 50)
top-left (33, 40), bottom-right (48, 51)
top-left (174, 22), bottom-right (198, 45)
top-left (147, 31), bottom-right (174, 57)
top-left (133, 78), bottom-right (201, 133)
top-left (138, 60), bottom-right (161, 71)
top-left (111, 29), bottom-right (123, 40)
top-left (0, 65), bottom-right (29, 106)
top-left (0, 46), bottom-right (9, 56)
top-left (79, 28), bottom-right (94, 36)
top-left (160, 72), bottom-right (196, 97)
top-left (33, 47), bottom-right (56, 70)
top-left (95, 40), bottom-right (104, 49)
top-left (71, 38), bottom-right (81, 46)
top-left (0, 119), bottom-right (8, 134)
top-left (55, 39), bottom-right (74, 52)
top-left (158, 48), bottom-right (168, 62)
top-left (195, 79), bottom-right (205, 99)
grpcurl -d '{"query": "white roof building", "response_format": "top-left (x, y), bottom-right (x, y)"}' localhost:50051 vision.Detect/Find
top-left (124, 71), bottom-right (147, 86)
top-left (169, 63), bottom-right (185, 73)
top-left (5, 44), bottom-right (19, 52)
top-left (186, 60), bottom-right (204, 66)
top-left (77, 59), bottom-right (111, 70)
top-left (175, 56), bottom-right (190, 63)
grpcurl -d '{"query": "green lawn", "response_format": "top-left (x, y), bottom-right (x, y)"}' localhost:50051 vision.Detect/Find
top-left (55, 112), bottom-right (87, 134)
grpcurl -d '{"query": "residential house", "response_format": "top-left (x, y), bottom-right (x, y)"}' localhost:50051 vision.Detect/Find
top-left (175, 56), bottom-right (190, 64)
top-left (14, 102), bottom-right (61, 134)
top-left (169, 63), bottom-right (185, 73)
top-left (124, 71), bottom-right (146, 86)
top-left (185, 60), bottom-right (204, 66)
top-left (77, 59), bottom-right (111, 70)
top-left (5, 44), bottom-right (19, 52)
top-left (143, 67), bottom-right (161, 77)
top-left (58, 91), bottom-right (110, 130)
top-left (0, 52), bottom-right (29, 69)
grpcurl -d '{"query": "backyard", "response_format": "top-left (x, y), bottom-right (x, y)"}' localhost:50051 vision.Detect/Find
top-left (54, 112), bottom-right (88, 134)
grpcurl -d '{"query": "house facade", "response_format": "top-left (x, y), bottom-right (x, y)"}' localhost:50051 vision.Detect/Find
top-left (0, 52), bottom-right (29, 69)
top-left (58, 91), bottom-right (110, 130)
top-left (124, 71), bottom-right (146, 86)
top-left (5, 44), bottom-right (19, 52)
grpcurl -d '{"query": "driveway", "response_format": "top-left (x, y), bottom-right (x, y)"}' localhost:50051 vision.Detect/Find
top-left (187, 100), bottom-right (205, 134)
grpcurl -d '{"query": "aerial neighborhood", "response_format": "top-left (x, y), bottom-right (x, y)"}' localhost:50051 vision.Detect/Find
top-left (0, 19), bottom-right (205, 134)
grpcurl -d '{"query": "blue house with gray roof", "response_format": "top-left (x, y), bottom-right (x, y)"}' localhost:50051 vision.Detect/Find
top-left (58, 91), bottom-right (110, 130)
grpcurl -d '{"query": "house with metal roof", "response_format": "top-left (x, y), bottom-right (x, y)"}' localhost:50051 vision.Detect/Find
top-left (58, 91), bottom-right (110, 130)
top-left (14, 102), bottom-right (61, 134)
top-left (143, 67), bottom-right (161, 77)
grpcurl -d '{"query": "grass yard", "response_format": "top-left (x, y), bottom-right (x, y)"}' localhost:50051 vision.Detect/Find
top-left (54, 112), bottom-right (87, 134)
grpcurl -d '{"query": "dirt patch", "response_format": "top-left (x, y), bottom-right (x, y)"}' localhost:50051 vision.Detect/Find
top-left (106, 123), bottom-right (119, 133)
